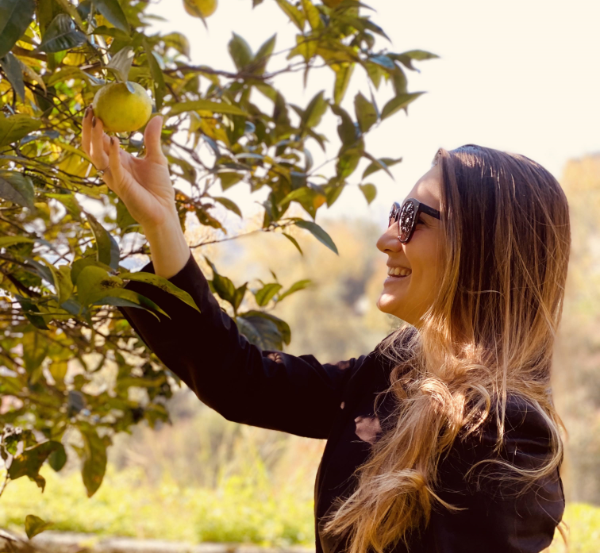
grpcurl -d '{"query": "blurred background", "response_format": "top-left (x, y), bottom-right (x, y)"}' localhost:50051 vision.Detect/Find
top-left (2, 0), bottom-right (600, 550)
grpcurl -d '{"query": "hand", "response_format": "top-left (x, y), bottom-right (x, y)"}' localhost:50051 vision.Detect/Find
top-left (81, 107), bottom-right (178, 230)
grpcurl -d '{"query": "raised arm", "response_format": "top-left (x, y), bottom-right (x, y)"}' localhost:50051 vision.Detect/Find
top-left (117, 250), bottom-right (368, 439)
top-left (81, 106), bottom-right (368, 439)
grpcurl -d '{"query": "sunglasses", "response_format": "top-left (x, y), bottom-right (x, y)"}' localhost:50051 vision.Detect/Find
top-left (388, 198), bottom-right (441, 243)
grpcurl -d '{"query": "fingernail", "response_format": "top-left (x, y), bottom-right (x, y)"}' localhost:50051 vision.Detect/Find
top-left (85, 106), bottom-right (92, 117)
top-left (92, 116), bottom-right (97, 128)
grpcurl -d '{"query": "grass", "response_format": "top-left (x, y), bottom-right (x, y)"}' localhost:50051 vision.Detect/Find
top-left (1, 466), bottom-right (599, 551)
top-left (0, 464), bottom-right (314, 547)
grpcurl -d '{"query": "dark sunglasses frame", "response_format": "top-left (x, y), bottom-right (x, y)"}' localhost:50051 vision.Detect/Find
top-left (389, 198), bottom-right (441, 243)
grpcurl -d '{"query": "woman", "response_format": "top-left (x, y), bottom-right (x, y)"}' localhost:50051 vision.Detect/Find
top-left (81, 108), bottom-right (568, 553)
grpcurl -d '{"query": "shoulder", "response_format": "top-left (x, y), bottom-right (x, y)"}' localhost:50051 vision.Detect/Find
top-left (447, 394), bottom-right (562, 494)
top-left (476, 394), bottom-right (556, 460)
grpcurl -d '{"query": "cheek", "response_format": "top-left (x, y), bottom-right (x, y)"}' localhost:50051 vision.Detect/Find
top-left (406, 236), bottom-right (443, 284)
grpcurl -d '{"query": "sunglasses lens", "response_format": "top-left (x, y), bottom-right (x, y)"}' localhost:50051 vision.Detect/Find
top-left (399, 201), bottom-right (416, 242)
top-left (388, 203), bottom-right (398, 228)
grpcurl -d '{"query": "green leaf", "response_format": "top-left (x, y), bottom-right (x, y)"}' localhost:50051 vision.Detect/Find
top-left (236, 315), bottom-right (280, 350)
top-left (94, 290), bottom-right (169, 320)
top-left (275, 0), bottom-right (305, 31)
top-left (0, 53), bottom-right (24, 100)
top-left (294, 219), bottom-right (338, 255)
top-left (228, 33), bottom-right (253, 71)
top-left (0, 114), bottom-right (41, 148)
top-left (54, 0), bottom-right (85, 28)
top-left (212, 273), bottom-right (236, 305)
top-left (252, 34), bottom-right (276, 75)
top-left (37, 14), bottom-right (87, 53)
top-left (162, 32), bottom-right (190, 58)
top-left (8, 441), bottom-right (63, 490)
top-left (91, 0), bottom-right (130, 34)
top-left (84, 211), bottom-right (120, 270)
top-left (76, 265), bottom-right (123, 307)
top-left (25, 515), bottom-right (54, 539)
top-left (289, 33), bottom-right (317, 63)
top-left (278, 278), bottom-right (312, 302)
top-left (116, 198), bottom-right (139, 232)
top-left (22, 332), bottom-right (49, 377)
top-left (233, 282), bottom-right (248, 312)
top-left (213, 196), bottom-right (242, 218)
top-left (330, 103), bottom-right (358, 146)
top-left (0, 171), bottom-right (35, 210)
top-left (143, 40), bottom-right (165, 110)
top-left (24, 515), bottom-right (54, 540)
top-left (254, 283), bottom-right (283, 307)
top-left (218, 171), bottom-right (244, 191)
top-left (302, 90), bottom-right (327, 129)
top-left (241, 310), bottom-right (291, 346)
top-left (119, 271), bottom-right (201, 313)
top-left (278, 186), bottom-right (326, 220)
top-left (45, 192), bottom-right (81, 220)
top-left (359, 183), bottom-right (377, 205)
top-left (354, 92), bottom-right (377, 133)
top-left (0, 236), bottom-right (35, 248)
top-left (39, 258), bottom-right (74, 304)
top-left (282, 232), bottom-right (303, 255)
top-left (391, 67), bottom-right (407, 96)
top-left (70, 256), bottom-right (112, 285)
top-left (364, 61), bottom-right (384, 89)
top-left (301, 0), bottom-right (322, 30)
top-left (48, 443), bottom-right (67, 472)
top-left (105, 45), bottom-right (134, 83)
top-left (0, 0), bottom-right (35, 59)
top-left (362, 156), bottom-right (402, 179)
top-left (25, 515), bottom-right (54, 540)
top-left (333, 63), bottom-right (354, 105)
top-left (381, 92), bottom-right (425, 120)
top-left (336, 146), bottom-right (362, 179)
top-left (168, 100), bottom-right (249, 117)
top-left (15, 295), bottom-right (49, 330)
top-left (79, 426), bottom-right (110, 497)
top-left (389, 49), bottom-right (439, 71)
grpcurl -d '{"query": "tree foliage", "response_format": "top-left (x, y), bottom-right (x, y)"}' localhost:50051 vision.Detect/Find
top-left (0, 0), bottom-right (436, 534)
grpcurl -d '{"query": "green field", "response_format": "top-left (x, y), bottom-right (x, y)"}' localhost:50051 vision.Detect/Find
top-left (1, 466), bottom-right (598, 551)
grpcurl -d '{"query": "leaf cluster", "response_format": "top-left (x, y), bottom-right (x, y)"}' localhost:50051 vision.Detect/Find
top-left (0, 0), bottom-right (437, 525)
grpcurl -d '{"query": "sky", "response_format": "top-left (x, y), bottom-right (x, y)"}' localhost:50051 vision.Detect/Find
top-left (147, 0), bottom-right (600, 228)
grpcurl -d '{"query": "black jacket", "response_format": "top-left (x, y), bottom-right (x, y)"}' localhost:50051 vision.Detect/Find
top-left (117, 249), bottom-right (565, 553)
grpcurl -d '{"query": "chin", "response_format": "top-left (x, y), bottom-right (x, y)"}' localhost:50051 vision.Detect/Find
top-left (376, 296), bottom-right (404, 319)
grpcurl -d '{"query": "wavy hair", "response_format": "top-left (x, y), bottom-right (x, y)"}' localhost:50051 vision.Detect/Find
top-left (320, 145), bottom-right (571, 552)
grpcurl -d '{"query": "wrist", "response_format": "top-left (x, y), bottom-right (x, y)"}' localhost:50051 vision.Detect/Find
top-left (142, 214), bottom-right (182, 240)
top-left (142, 217), bottom-right (191, 279)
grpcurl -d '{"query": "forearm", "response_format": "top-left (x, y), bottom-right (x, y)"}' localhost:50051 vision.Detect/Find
top-left (142, 216), bottom-right (191, 279)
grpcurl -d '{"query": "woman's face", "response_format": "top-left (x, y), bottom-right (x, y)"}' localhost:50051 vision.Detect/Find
top-left (376, 164), bottom-right (444, 326)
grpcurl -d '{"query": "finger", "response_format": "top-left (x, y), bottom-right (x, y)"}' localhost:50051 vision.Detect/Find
top-left (143, 115), bottom-right (166, 163)
top-left (81, 106), bottom-right (93, 156)
top-left (90, 115), bottom-right (109, 170)
top-left (108, 136), bottom-right (125, 187)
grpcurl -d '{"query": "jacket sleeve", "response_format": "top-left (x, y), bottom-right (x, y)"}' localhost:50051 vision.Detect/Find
top-left (428, 396), bottom-right (565, 553)
top-left (116, 249), bottom-right (368, 439)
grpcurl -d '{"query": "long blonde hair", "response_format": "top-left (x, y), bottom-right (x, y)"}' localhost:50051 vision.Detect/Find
top-left (321, 145), bottom-right (571, 552)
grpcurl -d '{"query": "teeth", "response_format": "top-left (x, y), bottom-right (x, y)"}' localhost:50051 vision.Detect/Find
top-left (388, 267), bottom-right (412, 277)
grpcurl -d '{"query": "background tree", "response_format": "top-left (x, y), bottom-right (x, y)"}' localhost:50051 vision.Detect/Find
top-left (554, 153), bottom-right (600, 504)
top-left (0, 0), bottom-right (437, 538)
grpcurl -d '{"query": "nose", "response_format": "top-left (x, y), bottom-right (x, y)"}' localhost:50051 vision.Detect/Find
top-left (376, 222), bottom-right (403, 254)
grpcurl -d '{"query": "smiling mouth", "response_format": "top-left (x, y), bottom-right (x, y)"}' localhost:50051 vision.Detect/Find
top-left (385, 273), bottom-right (411, 281)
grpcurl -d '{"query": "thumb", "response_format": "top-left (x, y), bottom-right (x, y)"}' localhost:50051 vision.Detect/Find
top-left (144, 115), bottom-right (166, 162)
